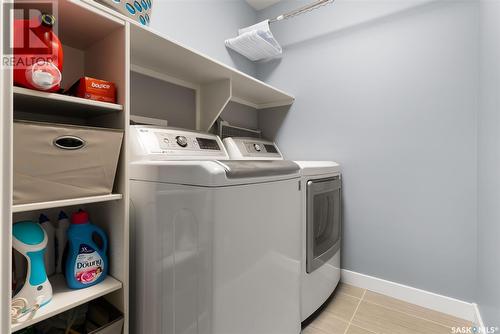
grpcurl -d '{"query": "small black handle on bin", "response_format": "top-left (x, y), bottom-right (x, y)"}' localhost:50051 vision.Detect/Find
top-left (53, 136), bottom-right (86, 150)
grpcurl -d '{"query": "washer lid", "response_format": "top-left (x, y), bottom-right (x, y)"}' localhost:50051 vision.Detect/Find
top-left (217, 160), bottom-right (300, 179)
top-left (294, 161), bottom-right (340, 176)
top-left (130, 160), bottom-right (300, 186)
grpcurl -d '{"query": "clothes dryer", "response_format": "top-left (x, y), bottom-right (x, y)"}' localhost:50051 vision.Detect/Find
top-left (223, 137), bottom-right (342, 322)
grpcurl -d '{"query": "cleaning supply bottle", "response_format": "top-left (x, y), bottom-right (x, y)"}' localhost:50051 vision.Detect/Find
top-left (55, 211), bottom-right (70, 274)
top-left (13, 13), bottom-right (63, 92)
top-left (65, 210), bottom-right (108, 289)
top-left (39, 214), bottom-right (55, 276)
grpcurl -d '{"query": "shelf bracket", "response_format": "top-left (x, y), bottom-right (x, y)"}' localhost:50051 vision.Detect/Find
top-left (197, 79), bottom-right (232, 131)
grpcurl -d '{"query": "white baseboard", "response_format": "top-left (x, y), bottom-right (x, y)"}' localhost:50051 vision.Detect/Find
top-left (341, 269), bottom-right (476, 322)
top-left (473, 303), bottom-right (485, 328)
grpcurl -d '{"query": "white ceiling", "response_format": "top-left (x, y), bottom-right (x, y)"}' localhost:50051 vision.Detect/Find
top-left (245, 0), bottom-right (282, 11)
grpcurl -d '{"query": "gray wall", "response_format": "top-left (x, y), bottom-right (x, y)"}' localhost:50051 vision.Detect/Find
top-left (150, 0), bottom-right (257, 76)
top-left (220, 101), bottom-right (259, 130)
top-left (477, 0), bottom-right (500, 326)
top-left (130, 71), bottom-right (196, 129)
top-left (258, 0), bottom-right (479, 301)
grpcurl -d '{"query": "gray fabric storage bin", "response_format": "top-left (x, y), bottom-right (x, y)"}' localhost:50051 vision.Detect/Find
top-left (14, 121), bottom-right (124, 205)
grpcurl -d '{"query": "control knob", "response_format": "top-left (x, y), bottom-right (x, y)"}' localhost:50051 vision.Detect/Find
top-left (176, 136), bottom-right (188, 147)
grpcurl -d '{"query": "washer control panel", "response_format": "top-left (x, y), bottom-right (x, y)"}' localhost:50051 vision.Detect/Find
top-left (130, 126), bottom-right (229, 161)
top-left (223, 137), bottom-right (284, 160)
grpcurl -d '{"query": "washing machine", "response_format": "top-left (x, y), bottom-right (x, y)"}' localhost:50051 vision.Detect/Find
top-left (129, 126), bottom-right (303, 334)
top-left (224, 137), bottom-right (342, 321)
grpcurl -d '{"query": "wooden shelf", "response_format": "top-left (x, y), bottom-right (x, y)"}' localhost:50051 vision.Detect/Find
top-left (13, 87), bottom-right (123, 117)
top-left (12, 194), bottom-right (123, 213)
top-left (11, 275), bottom-right (122, 332)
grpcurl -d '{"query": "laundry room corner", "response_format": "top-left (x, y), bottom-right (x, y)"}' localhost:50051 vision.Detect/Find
top-left (2, 0), bottom-right (499, 333)
top-left (256, 0), bottom-right (479, 303)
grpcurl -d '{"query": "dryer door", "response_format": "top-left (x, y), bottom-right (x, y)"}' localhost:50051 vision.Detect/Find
top-left (306, 176), bottom-right (342, 273)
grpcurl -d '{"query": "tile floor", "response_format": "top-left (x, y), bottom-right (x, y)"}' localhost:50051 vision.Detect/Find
top-left (302, 283), bottom-right (474, 334)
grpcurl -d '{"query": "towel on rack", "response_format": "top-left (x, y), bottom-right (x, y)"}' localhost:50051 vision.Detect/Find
top-left (225, 20), bottom-right (282, 62)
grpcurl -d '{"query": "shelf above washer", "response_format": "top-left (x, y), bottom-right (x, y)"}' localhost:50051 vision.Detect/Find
top-left (82, 0), bottom-right (294, 131)
top-left (129, 24), bottom-right (294, 109)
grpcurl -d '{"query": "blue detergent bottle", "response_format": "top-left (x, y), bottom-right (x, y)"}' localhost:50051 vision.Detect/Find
top-left (65, 210), bottom-right (108, 289)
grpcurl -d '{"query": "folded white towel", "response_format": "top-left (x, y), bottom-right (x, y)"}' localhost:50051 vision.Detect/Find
top-left (225, 20), bottom-right (282, 62)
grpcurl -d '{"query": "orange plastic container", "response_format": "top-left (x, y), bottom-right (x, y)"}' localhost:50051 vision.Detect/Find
top-left (13, 14), bottom-right (63, 92)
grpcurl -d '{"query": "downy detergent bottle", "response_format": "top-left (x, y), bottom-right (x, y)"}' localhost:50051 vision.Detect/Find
top-left (65, 210), bottom-right (108, 289)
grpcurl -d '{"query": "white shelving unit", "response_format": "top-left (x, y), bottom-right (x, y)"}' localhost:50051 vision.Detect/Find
top-left (84, 0), bottom-right (295, 131)
top-left (2, 1), bottom-right (130, 333)
top-left (130, 24), bottom-right (295, 130)
top-left (128, 24), bottom-right (294, 106)
top-left (0, 2), bottom-right (14, 333)
top-left (11, 275), bottom-right (122, 332)
top-left (1, 0), bottom-right (295, 333)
